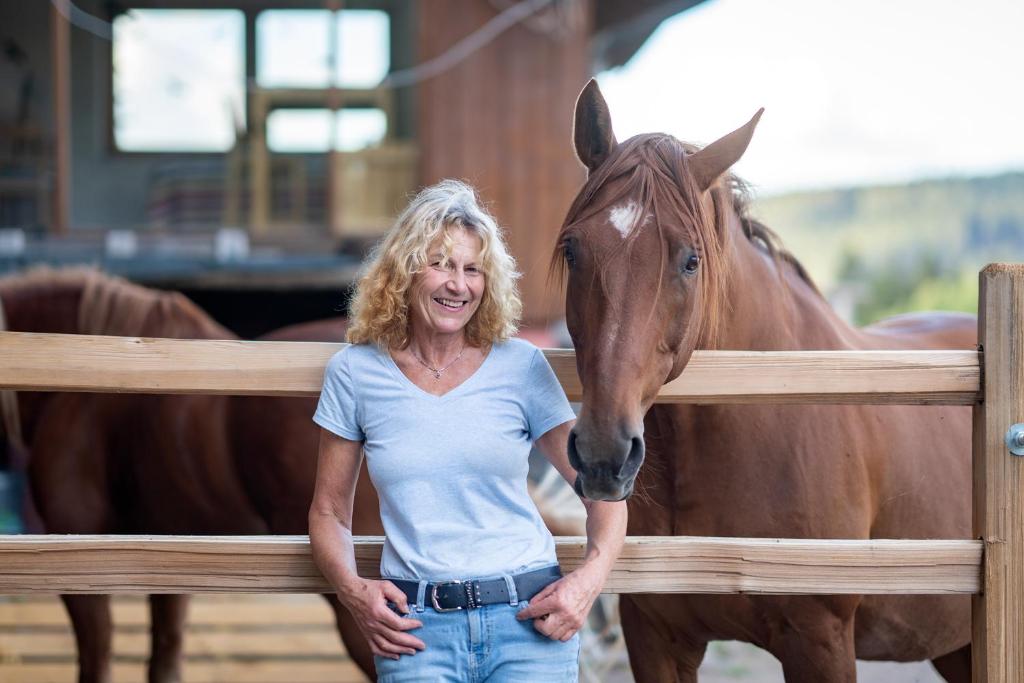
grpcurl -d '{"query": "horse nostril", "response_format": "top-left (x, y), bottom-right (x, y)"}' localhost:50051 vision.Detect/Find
top-left (573, 475), bottom-right (585, 498)
top-left (618, 435), bottom-right (644, 478)
top-left (567, 430), bottom-right (583, 471)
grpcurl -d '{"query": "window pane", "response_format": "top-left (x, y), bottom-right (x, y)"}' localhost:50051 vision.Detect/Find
top-left (257, 9), bottom-right (390, 89)
top-left (336, 109), bottom-right (387, 151)
top-left (113, 10), bottom-right (244, 152)
top-left (336, 11), bottom-right (390, 87)
top-left (267, 109), bottom-right (387, 153)
top-left (256, 10), bottom-right (331, 88)
top-left (267, 110), bottom-right (332, 152)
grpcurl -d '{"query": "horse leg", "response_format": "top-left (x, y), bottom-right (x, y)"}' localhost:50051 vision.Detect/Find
top-left (147, 594), bottom-right (189, 683)
top-left (620, 596), bottom-right (705, 682)
top-left (766, 601), bottom-right (858, 683)
top-left (931, 644), bottom-right (971, 683)
top-left (61, 595), bottom-right (114, 683)
top-left (30, 395), bottom-right (118, 683)
top-left (323, 593), bottom-right (375, 680)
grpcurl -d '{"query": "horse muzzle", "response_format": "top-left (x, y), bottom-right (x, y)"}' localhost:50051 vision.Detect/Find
top-left (568, 428), bottom-right (644, 501)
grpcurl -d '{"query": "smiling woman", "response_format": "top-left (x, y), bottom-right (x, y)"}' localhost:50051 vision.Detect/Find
top-left (307, 179), bottom-right (627, 681)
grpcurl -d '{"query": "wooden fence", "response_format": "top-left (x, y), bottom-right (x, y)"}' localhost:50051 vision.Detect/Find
top-left (0, 264), bottom-right (1021, 682)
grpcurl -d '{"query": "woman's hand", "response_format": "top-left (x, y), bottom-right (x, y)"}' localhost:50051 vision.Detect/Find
top-left (339, 577), bottom-right (426, 660)
top-left (515, 562), bottom-right (605, 641)
top-left (309, 431), bottom-right (426, 660)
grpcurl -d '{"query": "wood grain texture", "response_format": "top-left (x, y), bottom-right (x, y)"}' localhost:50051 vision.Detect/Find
top-left (0, 662), bottom-right (365, 683)
top-left (0, 535), bottom-right (980, 595)
top-left (0, 333), bottom-right (980, 404)
top-left (972, 264), bottom-right (1024, 683)
top-left (0, 594), bottom-right (334, 627)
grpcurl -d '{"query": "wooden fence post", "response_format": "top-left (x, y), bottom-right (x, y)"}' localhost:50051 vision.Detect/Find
top-left (974, 264), bottom-right (1024, 682)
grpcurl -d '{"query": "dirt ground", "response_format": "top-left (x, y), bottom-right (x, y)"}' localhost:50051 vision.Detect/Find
top-left (597, 639), bottom-right (945, 682)
top-left (581, 596), bottom-right (946, 683)
top-left (698, 640), bottom-right (944, 682)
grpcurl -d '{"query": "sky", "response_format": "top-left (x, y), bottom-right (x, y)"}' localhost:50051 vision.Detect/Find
top-left (597, 0), bottom-right (1024, 195)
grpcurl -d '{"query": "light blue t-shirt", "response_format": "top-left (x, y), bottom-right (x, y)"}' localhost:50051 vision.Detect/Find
top-left (313, 338), bottom-right (576, 581)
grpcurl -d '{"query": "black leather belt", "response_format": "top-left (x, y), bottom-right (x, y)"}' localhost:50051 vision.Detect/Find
top-left (391, 565), bottom-right (561, 612)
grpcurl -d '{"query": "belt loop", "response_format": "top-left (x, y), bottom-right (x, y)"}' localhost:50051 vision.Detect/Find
top-left (415, 580), bottom-right (428, 612)
top-left (503, 574), bottom-right (518, 605)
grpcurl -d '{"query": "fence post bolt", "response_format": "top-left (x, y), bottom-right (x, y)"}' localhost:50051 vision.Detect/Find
top-left (1006, 423), bottom-right (1024, 456)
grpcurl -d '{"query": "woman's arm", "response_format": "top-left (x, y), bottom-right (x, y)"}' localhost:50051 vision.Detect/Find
top-left (517, 420), bottom-right (628, 641)
top-left (308, 429), bottom-right (425, 659)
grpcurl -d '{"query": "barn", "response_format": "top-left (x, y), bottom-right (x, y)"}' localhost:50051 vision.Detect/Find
top-left (0, 0), bottom-right (703, 334)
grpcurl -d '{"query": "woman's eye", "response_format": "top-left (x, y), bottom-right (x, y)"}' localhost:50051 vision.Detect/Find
top-left (564, 245), bottom-right (576, 269)
top-left (683, 254), bottom-right (700, 274)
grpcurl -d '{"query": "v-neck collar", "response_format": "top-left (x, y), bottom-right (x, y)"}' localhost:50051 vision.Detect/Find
top-left (382, 343), bottom-right (496, 402)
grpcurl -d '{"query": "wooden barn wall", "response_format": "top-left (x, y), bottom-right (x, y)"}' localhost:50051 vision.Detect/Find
top-left (416, 1), bottom-right (591, 325)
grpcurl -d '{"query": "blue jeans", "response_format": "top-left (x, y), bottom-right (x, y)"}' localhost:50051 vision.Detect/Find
top-left (373, 580), bottom-right (580, 682)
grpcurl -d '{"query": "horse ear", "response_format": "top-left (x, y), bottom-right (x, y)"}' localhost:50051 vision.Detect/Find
top-left (688, 108), bottom-right (764, 192)
top-left (573, 79), bottom-right (617, 173)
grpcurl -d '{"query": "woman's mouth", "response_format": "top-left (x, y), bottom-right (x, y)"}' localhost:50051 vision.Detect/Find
top-left (433, 297), bottom-right (467, 312)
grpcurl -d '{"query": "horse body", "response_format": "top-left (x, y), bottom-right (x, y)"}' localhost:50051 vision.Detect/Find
top-left (1, 269), bottom-right (270, 683)
top-left (226, 317), bottom-right (382, 676)
top-left (626, 234), bottom-right (973, 680)
top-left (562, 81), bottom-right (973, 682)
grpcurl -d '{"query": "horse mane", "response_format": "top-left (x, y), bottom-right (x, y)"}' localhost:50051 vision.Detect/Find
top-left (726, 175), bottom-right (821, 297)
top-left (0, 266), bottom-right (235, 340)
top-left (552, 133), bottom-right (820, 346)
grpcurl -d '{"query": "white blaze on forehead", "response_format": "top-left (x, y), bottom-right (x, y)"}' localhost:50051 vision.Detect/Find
top-left (608, 201), bottom-right (648, 238)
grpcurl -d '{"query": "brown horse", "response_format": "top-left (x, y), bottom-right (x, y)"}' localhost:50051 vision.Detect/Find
top-left (557, 80), bottom-right (974, 682)
top-left (0, 268), bottom-right (378, 682)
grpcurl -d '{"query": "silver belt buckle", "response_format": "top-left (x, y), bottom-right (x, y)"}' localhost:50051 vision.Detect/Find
top-left (430, 580), bottom-right (464, 612)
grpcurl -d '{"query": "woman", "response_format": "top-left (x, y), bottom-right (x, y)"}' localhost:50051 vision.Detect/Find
top-left (308, 180), bottom-right (627, 682)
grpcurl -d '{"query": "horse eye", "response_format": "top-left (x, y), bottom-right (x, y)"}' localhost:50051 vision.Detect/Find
top-left (564, 244), bottom-right (577, 269)
top-left (683, 254), bottom-right (700, 274)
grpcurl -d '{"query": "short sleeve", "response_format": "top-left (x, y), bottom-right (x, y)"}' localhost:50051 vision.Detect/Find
top-left (313, 348), bottom-right (364, 441)
top-left (525, 347), bottom-right (576, 442)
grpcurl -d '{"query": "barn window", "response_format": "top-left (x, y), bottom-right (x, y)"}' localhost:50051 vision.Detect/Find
top-left (112, 9), bottom-right (245, 152)
top-left (256, 10), bottom-right (390, 89)
top-left (267, 108), bottom-right (388, 153)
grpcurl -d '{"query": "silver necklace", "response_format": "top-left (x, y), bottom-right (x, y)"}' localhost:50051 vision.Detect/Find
top-left (409, 343), bottom-right (466, 380)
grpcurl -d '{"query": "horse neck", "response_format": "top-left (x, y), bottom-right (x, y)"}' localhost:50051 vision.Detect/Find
top-left (711, 201), bottom-right (858, 352)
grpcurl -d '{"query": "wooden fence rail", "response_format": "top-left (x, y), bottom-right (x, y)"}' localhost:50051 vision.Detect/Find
top-left (0, 332), bottom-right (980, 404)
top-left (0, 536), bottom-right (982, 595)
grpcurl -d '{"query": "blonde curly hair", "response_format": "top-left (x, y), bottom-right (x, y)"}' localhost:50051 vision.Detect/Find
top-left (346, 180), bottom-right (522, 349)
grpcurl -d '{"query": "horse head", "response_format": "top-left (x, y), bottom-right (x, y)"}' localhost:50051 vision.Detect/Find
top-left (557, 80), bottom-right (762, 501)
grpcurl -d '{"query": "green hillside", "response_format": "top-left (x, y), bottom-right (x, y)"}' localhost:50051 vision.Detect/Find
top-left (749, 172), bottom-right (1024, 325)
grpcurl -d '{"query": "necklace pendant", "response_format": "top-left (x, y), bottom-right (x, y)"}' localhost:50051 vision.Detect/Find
top-left (432, 370), bottom-right (441, 379)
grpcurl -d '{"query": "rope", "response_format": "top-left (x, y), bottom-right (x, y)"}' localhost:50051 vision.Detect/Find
top-left (380, 0), bottom-right (555, 88)
top-left (49, 0), bottom-right (559, 89)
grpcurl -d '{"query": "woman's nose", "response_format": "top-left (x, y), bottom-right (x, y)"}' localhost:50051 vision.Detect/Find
top-left (447, 270), bottom-right (467, 291)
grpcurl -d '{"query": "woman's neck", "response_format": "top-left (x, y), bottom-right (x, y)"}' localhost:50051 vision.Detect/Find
top-left (406, 324), bottom-right (468, 365)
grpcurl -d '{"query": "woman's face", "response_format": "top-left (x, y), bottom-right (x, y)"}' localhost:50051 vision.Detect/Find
top-left (409, 228), bottom-right (486, 338)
